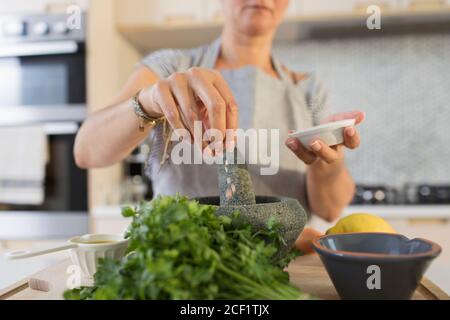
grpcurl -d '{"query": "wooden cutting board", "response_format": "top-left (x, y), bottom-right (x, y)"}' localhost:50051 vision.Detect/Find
top-left (286, 254), bottom-right (449, 300)
top-left (1, 254), bottom-right (448, 300)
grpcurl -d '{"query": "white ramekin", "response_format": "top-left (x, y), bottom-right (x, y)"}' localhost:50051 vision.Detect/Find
top-left (68, 234), bottom-right (129, 278)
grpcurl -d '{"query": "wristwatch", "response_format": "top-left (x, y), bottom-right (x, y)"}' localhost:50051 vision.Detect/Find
top-left (131, 89), bottom-right (165, 131)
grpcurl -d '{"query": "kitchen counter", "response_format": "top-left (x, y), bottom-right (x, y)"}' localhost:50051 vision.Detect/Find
top-left (0, 249), bottom-right (68, 291)
top-left (343, 205), bottom-right (450, 219)
top-left (1, 254), bottom-right (448, 300)
top-left (90, 204), bottom-right (450, 295)
top-left (92, 204), bottom-right (450, 220)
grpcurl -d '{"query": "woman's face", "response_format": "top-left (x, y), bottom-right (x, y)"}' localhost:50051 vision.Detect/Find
top-left (223, 0), bottom-right (289, 36)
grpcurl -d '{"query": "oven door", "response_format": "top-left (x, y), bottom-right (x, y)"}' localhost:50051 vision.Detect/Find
top-left (0, 40), bottom-right (86, 124)
top-left (0, 122), bottom-right (88, 240)
top-left (0, 40), bottom-right (88, 239)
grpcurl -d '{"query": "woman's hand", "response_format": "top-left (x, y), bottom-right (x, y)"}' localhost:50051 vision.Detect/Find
top-left (285, 111), bottom-right (365, 165)
top-left (294, 227), bottom-right (324, 254)
top-left (139, 67), bottom-right (238, 141)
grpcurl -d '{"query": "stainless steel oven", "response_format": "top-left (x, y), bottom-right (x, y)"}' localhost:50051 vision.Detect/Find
top-left (0, 13), bottom-right (88, 239)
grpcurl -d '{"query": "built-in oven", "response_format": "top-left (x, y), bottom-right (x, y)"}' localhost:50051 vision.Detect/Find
top-left (0, 13), bottom-right (88, 239)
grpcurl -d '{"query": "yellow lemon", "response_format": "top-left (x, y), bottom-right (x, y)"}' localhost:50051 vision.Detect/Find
top-left (326, 213), bottom-right (396, 235)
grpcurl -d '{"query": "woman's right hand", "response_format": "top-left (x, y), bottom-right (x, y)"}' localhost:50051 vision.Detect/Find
top-left (139, 67), bottom-right (238, 143)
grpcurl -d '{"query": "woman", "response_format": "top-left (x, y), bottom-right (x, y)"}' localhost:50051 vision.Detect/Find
top-left (74, 0), bottom-right (364, 248)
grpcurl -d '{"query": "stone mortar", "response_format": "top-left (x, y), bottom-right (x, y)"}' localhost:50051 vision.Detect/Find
top-left (195, 148), bottom-right (307, 255)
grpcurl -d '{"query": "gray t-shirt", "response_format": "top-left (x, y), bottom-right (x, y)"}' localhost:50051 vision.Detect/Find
top-left (139, 38), bottom-right (330, 213)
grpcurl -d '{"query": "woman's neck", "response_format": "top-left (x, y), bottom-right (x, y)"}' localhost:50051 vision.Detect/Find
top-left (217, 28), bottom-right (276, 75)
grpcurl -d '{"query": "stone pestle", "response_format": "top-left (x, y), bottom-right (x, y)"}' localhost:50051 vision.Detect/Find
top-left (218, 148), bottom-right (256, 206)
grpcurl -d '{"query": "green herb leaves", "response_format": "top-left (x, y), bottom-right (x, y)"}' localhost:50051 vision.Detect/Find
top-left (64, 195), bottom-right (306, 300)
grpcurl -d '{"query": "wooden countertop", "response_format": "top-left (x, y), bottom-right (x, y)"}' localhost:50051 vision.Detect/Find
top-left (285, 254), bottom-right (449, 300)
top-left (1, 254), bottom-right (448, 300)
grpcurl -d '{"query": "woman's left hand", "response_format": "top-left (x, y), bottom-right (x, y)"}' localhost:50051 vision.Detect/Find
top-left (285, 111), bottom-right (365, 165)
top-left (294, 227), bottom-right (324, 254)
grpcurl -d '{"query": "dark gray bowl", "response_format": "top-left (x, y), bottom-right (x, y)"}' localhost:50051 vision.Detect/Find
top-left (312, 233), bottom-right (441, 300)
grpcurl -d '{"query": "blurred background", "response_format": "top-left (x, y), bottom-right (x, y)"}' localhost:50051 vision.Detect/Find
top-left (0, 0), bottom-right (449, 293)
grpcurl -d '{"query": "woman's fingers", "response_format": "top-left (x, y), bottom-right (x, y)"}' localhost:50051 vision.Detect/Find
top-left (287, 111), bottom-right (364, 165)
top-left (309, 140), bottom-right (341, 164)
top-left (212, 73), bottom-right (238, 151)
top-left (167, 73), bottom-right (199, 137)
top-left (212, 71), bottom-right (239, 131)
top-left (344, 126), bottom-right (361, 149)
top-left (151, 68), bottom-right (238, 151)
top-left (321, 110), bottom-right (366, 125)
top-left (187, 68), bottom-right (227, 138)
top-left (151, 80), bottom-right (187, 136)
top-left (285, 137), bottom-right (317, 164)
top-left (317, 111), bottom-right (364, 152)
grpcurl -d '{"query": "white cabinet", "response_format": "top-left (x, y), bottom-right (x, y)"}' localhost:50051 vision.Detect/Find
top-left (285, 0), bottom-right (301, 18)
top-left (204, 0), bottom-right (223, 22)
top-left (115, 0), bottom-right (450, 52)
top-left (399, 0), bottom-right (450, 10)
top-left (296, 0), bottom-right (401, 15)
top-left (297, 0), bottom-right (357, 15)
top-left (116, 0), bottom-right (303, 26)
top-left (90, 206), bottom-right (131, 234)
top-left (149, 0), bottom-right (205, 23)
top-left (116, 0), bottom-right (206, 26)
top-left (91, 218), bottom-right (130, 234)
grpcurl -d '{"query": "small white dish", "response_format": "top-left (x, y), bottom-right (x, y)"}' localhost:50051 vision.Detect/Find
top-left (68, 234), bottom-right (128, 278)
top-left (5, 233), bottom-right (128, 278)
top-left (288, 119), bottom-right (356, 151)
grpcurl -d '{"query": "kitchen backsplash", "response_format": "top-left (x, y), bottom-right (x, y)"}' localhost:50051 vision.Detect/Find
top-left (274, 33), bottom-right (450, 187)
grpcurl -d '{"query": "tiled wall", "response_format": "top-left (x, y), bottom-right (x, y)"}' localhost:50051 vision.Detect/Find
top-left (275, 34), bottom-right (450, 187)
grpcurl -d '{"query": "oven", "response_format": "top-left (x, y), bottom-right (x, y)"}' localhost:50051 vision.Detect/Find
top-left (0, 13), bottom-right (88, 239)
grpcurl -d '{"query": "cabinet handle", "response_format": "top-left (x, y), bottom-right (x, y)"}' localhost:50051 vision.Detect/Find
top-left (0, 41), bottom-right (78, 58)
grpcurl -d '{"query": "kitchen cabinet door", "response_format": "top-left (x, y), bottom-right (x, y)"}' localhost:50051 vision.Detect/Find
top-left (285, 0), bottom-right (301, 18)
top-left (297, 0), bottom-right (358, 15)
top-left (91, 218), bottom-right (131, 235)
top-left (116, 0), bottom-right (205, 26)
top-left (398, 0), bottom-right (450, 10)
top-left (155, 0), bottom-right (205, 23)
top-left (204, 0), bottom-right (223, 22)
top-left (204, 0), bottom-right (302, 21)
top-left (297, 0), bottom-right (401, 16)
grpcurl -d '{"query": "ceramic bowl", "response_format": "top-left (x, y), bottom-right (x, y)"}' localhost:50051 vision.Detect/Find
top-left (68, 234), bottom-right (128, 278)
top-left (288, 119), bottom-right (355, 150)
top-left (312, 232), bottom-right (441, 300)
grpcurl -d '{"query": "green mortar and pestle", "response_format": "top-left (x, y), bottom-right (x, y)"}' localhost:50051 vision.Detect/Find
top-left (195, 148), bottom-right (307, 255)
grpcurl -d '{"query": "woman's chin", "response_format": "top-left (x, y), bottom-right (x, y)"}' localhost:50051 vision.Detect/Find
top-left (239, 21), bottom-right (276, 36)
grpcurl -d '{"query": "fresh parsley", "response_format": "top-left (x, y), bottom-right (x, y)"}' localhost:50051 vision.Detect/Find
top-left (64, 195), bottom-right (307, 300)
